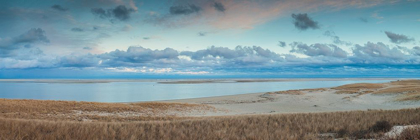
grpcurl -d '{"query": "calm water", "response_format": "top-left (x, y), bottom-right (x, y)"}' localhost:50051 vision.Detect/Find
top-left (0, 80), bottom-right (393, 102)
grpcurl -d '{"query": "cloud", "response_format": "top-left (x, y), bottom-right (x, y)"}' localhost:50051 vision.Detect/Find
top-left (91, 5), bottom-right (135, 21)
top-left (0, 28), bottom-right (54, 69)
top-left (371, 11), bottom-right (384, 19)
top-left (291, 13), bottom-right (320, 30)
top-left (60, 54), bottom-right (102, 67)
top-left (122, 24), bottom-right (133, 31)
top-left (112, 5), bottom-right (135, 21)
top-left (180, 46), bottom-right (284, 67)
top-left (176, 71), bottom-right (209, 75)
top-left (71, 28), bottom-right (84, 32)
top-left (48, 44), bottom-right (420, 71)
top-left (181, 46), bottom-right (239, 60)
top-left (290, 42), bottom-right (347, 58)
top-left (169, 4), bottom-right (201, 15)
top-left (214, 2), bottom-right (226, 12)
top-left (92, 26), bottom-right (100, 30)
top-left (198, 32), bottom-right (207, 36)
top-left (83, 47), bottom-right (93, 50)
top-left (52, 46), bottom-right (181, 69)
top-left (143, 37), bottom-right (150, 40)
top-left (128, 0), bottom-right (138, 11)
top-left (15, 28), bottom-right (49, 43)
top-left (51, 5), bottom-right (68, 12)
top-left (359, 17), bottom-right (368, 23)
top-left (384, 31), bottom-right (415, 44)
top-left (98, 46), bottom-right (179, 67)
top-left (278, 41), bottom-right (286, 47)
top-left (144, 0), bottom-right (389, 29)
top-left (413, 46), bottom-right (420, 56)
top-left (0, 28), bottom-right (49, 57)
top-left (91, 8), bottom-right (111, 18)
top-left (4, 41), bottom-right (420, 76)
top-left (351, 42), bottom-right (406, 63)
top-left (0, 56), bottom-right (55, 69)
top-left (323, 30), bottom-right (352, 46)
top-left (144, 3), bottom-right (202, 28)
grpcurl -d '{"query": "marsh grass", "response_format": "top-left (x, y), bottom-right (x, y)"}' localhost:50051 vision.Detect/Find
top-left (390, 80), bottom-right (420, 85)
top-left (0, 99), bottom-right (213, 122)
top-left (332, 83), bottom-right (384, 95)
top-left (268, 90), bottom-right (305, 95)
top-left (333, 83), bottom-right (385, 90)
top-left (1, 101), bottom-right (420, 139)
top-left (330, 80), bottom-right (420, 101)
top-left (373, 80), bottom-right (420, 101)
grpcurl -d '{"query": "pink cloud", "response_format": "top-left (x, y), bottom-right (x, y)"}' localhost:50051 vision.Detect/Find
top-left (168, 0), bottom-right (392, 29)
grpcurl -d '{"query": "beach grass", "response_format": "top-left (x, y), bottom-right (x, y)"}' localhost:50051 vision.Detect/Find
top-left (0, 99), bottom-right (213, 122)
top-left (0, 98), bottom-right (420, 139)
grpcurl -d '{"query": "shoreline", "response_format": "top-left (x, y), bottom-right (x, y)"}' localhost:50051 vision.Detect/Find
top-left (0, 77), bottom-right (411, 84)
top-left (0, 79), bottom-right (419, 118)
top-left (160, 79), bottom-right (420, 116)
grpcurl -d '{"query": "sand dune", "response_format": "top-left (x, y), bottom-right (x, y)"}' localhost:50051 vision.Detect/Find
top-left (164, 80), bottom-right (420, 116)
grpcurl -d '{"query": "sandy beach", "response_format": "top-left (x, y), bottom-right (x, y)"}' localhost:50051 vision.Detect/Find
top-left (163, 80), bottom-right (420, 116)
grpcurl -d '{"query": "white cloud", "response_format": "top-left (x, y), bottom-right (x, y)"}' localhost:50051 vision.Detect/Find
top-left (176, 71), bottom-right (209, 75)
top-left (371, 11), bottom-right (384, 19)
top-left (106, 67), bottom-right (139, 73)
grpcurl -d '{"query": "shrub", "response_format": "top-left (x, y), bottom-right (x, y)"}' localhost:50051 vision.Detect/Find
top-left (370, 120), bottom-right (392, 133)
top-left (336, 128), bottom-right (348, 138)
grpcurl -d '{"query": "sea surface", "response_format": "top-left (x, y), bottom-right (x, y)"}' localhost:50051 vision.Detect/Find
top-left (0, 79), bottom-right (395, 102)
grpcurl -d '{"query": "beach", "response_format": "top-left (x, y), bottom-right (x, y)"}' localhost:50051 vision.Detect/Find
top-left (161, 79), bottom-right (420, 116)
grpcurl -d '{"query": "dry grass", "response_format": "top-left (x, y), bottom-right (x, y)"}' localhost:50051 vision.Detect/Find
top-left (396, 93), bottom-right (420, 101)
top-left (0, 99), bottom-right (214, 122)
top-left (1, 106), bottom-right (420, 140)
top-left (158, 80), bottom-right (216, 84)
top-left (373, 86), bottom-right (420, 95)
top-left (332, 83), bottom-right (384, 95)
top-left (301, 88), bottom-right (328, 92)
top-left (368, 80), bottom-right (420, 101)
top-left (335, 89), bottom-right (375, 95)
top-left (330, 80), bottom-right (420, 101)
top-left (390, 79), bottom-right (420, 86)
top-left (333, 83), bottom-right (385, 90)
top-left (335, 89), bottom-right (360, 94)
top-left (267, 90), bottom-right (305, 95)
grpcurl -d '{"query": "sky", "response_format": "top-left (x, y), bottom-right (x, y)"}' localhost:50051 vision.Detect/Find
top-left (0, 0), bottom-right (420, 78)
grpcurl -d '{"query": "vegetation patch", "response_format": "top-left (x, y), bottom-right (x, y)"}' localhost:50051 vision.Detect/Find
top-left (333, 83), bottom-right (385, 90)
top-left (0, 99), bottom-right (214, 122)
top-left (1, 107), bottom-right (420, 139)
top-left (268, 90), bottom-right (305, 95)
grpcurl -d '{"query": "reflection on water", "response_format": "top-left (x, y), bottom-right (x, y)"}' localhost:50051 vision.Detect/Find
top-left (0, 80), bottom-right (392, 102)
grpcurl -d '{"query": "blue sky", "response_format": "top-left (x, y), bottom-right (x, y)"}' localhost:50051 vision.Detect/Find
top-left (0, 0), bottom-right (420, 78)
